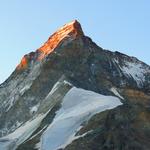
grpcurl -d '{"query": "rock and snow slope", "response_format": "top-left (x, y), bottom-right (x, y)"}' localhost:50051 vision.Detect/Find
top-left (0, 20), bottom-right (149, 150)
top-left (0, 115), bottom-right (45, 150)
top-left (0, 86), bottom-right (122, 150)
top-left (40, 87), bottom-right (122, 150)
top-left (113, 58), bottom-right (150, 87)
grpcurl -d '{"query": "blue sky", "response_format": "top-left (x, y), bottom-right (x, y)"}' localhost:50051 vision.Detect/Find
top-left (0, 0), bottom-right (150, 83)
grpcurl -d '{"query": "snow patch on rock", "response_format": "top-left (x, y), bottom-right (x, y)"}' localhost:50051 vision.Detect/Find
top-left (110, 87), bottom-right (124, 99)
top-left (40, 87), bottom-right (122, 150)
top-left (30, 104), bottom-right (40, 114)
top-left (114, 58), bottom-right (150, 87)
top-left (0, 114), bottom-right (45, 150)
top-left (20, 84), bottom-right (32, 96)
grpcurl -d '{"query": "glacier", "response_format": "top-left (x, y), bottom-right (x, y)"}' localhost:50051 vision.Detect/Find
top-left (40, 87), bottom-right (122, 150)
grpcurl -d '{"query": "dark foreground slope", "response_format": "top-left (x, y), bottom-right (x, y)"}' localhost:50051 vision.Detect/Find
top-left (0, 20), bottom-right (150, 150)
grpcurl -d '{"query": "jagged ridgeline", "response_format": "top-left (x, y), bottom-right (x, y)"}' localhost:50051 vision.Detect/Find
top-left (0, 20), bottom-right (150, 150)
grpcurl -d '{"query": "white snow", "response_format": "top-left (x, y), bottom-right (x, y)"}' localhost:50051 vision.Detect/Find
top-left (0, 114), bottom-right (45, 150)
top-left (113, 58), bottom-right (150, 87)
top-left (110, 87), bottom-right (124, 99)
top-left (35, 142), bottom-right (41, 150)
top-left (30, 104), bottom-right (40, 114)
top-left (29, 125), bottom-right (47, 141)
top-left (49, 82), bottom-right (60, 95)
top-left (114, 58), bottom-right (150, 87)
top-left (57, 127), bottom-right (92, 150)
top-left (45, 79), bottom-right (72, 99)
top-left (5, 97), bottom-right (15, 112)
top-left (121, 62), bottom-right (145, 85)
top-left (63, 80), bottom-right (72, 86)
top-left (45, 81), bottom-right (61, 99)
top-left (20, 84), bottom-right (32, 96)
top-left (40, 87), bottom-right (122, 150)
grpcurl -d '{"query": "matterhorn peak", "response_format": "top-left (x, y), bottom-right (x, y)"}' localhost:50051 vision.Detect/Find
top-left (38, 20), bottom-right (84, 59)
top-left (1, 19), bottom-right (150, 150)
top-left (17, 20), bottom-right (84, 70)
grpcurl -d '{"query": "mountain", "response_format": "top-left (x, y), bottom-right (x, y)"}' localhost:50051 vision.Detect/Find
top-left (0, 20), bottom-right (150, 150)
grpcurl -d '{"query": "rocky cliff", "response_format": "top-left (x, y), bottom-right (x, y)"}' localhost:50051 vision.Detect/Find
top-left (0, 20), bottom-right (150, 150)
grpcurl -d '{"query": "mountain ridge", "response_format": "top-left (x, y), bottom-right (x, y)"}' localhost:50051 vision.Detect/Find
top-left (17, 20), bottom-right (84, 70)
top-left (0, 20), bottom-right (150, 150)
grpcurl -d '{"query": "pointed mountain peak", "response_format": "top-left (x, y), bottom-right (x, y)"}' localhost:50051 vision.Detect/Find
top-left (17, 20), bottom-right (84, 70)
top-left (57, 20), bottom-right (84, 37)
top-left (38, 20), bottom-right (84, 59)
top-left (54, 20), bottom-right (84, 39)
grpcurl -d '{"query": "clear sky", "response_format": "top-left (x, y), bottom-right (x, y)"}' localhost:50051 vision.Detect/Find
top-left (0, 0), bottom-right (150, 83)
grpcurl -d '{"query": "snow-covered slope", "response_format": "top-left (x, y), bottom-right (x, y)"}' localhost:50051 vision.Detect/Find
top-left (0, 79), bottom-right (72, 150)
top-left (0, 115), bottom-right (45, 150)
top-left (113, 57), bottom-right (150, 87)
top-left (0, 86), bottom-right (122, 150)
top-left (40, 87), bottom-right (122, 150)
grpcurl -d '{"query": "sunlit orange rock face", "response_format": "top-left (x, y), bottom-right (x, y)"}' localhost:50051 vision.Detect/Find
top-left (17, 20), bottom-right (84, 70)
top-left (17, 56), bottom-right (28, 70)
top-left (38, 20), bottom-right (84, 60)
top-left (17, 52), bottom-right (36, 70)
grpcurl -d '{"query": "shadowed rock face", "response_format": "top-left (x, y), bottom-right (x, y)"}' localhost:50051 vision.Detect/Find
top-left (0, 20), bottom-right (150, 150)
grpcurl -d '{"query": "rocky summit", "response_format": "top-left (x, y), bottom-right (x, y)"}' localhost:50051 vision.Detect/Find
top-left (0, 20), bottom-right (150, 150)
